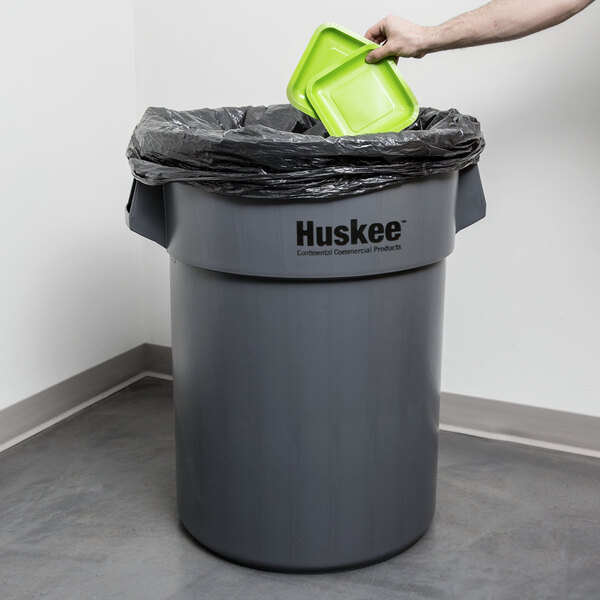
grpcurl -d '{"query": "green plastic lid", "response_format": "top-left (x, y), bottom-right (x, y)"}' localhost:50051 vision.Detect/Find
top-left (287, 23), bottom-right (369, 119)
top-left (306, 44), bottom-right (419, 137)
top-left (287, 23), bottom-right (419, 136)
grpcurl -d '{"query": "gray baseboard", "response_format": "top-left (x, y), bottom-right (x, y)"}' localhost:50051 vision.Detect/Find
top-left (0, 343), bottom-right (171, 450)
top-left (145, 343), bottom-right (173, 376)
top-left (2, 344), bottom-right (598, 455)
top-left (441, 392), bottom-right (600, 454)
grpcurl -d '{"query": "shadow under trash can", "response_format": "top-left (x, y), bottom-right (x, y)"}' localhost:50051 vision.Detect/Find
top-left (125, 104), bottom-right (486, 572)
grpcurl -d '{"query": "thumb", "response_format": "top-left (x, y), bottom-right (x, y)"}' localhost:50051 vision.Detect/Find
top-left (365, 45), bottom-right (395, 64)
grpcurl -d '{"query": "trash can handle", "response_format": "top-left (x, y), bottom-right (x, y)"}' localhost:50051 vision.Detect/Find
top-left (125, 180), bottom-right (167, 248)
top-left (456, 164), bottom-right (486, 233)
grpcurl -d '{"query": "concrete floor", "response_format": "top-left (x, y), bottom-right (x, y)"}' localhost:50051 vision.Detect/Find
top-left (0, 377), bottom-right (598, 600)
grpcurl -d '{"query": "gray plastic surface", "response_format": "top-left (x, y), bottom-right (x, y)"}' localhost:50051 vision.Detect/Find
top-left (126, 165), bottom-right (486, 252)
top-left (171, 259), bottom-right (444, 572)
top-left (164, 175), bottom-right (457, 278)
top-left (126, 172), bottom-right (484, 571)
top-left (455, 164), bottom-right (486, 232)
top-left (126, 180), bottom-right (166, 248)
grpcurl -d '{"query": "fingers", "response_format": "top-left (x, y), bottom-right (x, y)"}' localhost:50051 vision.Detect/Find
top-left (364, 19), bottom-right (386, 42)
top-left (369, 34), bottom-right (386, 44)
top-left (365, 44), bottom-right (397, 64)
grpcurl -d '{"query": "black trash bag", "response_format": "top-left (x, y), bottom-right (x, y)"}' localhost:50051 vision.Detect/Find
top-left (126, 104), bottom-right (484, 199)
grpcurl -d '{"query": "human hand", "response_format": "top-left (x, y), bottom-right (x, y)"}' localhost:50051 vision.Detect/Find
top-left (364, 15), bottom-right (430, 62)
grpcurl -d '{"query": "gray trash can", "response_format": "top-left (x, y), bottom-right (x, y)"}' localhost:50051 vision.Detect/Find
top-left (126, 164), bottom-right (485, 572)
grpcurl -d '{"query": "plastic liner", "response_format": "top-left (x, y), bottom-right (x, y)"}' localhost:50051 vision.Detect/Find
top-left (126, 104), bottom-right (484, 199)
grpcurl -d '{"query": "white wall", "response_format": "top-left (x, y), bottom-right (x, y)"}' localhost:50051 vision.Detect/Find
top-left (3, 1), bottom-right (598, 419)
top-left (0, 1), bottom-right (143, 411)
top-left (132, 0), bottom-right (600, 418)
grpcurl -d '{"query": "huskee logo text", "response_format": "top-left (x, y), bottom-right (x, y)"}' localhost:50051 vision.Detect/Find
top-left (296, 219), bottom-right (404, 256)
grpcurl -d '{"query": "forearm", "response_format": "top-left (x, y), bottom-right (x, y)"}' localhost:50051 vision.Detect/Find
top-left (423, 0), bottom-right (594, 53)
